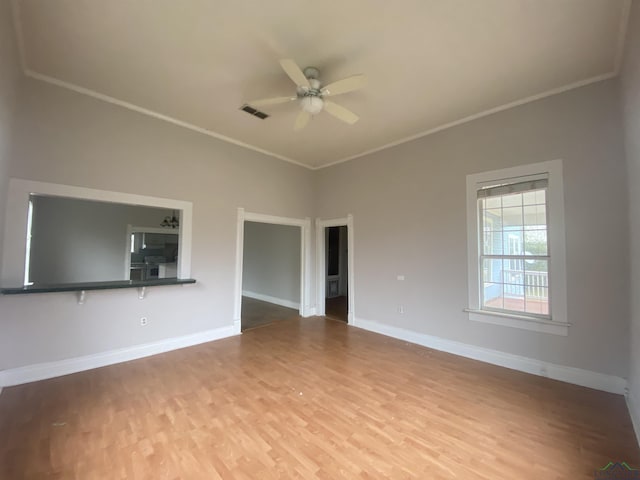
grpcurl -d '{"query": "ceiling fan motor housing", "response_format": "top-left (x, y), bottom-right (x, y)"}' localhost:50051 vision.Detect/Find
top-left (298, 68), bottom-right (324, 114)
top-left (298, 80), bottom-right (321, 95)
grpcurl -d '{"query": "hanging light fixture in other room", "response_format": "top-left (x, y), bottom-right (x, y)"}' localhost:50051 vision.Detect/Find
top-left (161, 210), bottom-right (180, 229)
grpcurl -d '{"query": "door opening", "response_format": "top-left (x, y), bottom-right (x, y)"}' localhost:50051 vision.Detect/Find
top-left (325, 225), bottom-right (348, 322)
top-left (315, 215), bottom-right (354, 323)
top-left (240, 221), bottom-right (301, 331)
top-left (233, 209), bottom-right (312, 334)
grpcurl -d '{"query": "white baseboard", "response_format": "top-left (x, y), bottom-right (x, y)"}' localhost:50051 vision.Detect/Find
top-left (353, 317), bottom-right (627, 395)
top-left (242, 290), bottom-right (300, 310)
top-left (627, 392), bottom-right (640, 448)
top-left (0, 324), bottom-right (238, 388)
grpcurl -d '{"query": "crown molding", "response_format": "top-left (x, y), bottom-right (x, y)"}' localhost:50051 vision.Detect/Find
top-left (22, 69), bottom-right (619, 173)
top-left (319, 71), bottom-right (617, 169)
top-left (23, 70), bottom-right (311, 169)
top-left (10, 0), bottom-right (632, 171)
top-left (10, 0), bottom-right (312, 170)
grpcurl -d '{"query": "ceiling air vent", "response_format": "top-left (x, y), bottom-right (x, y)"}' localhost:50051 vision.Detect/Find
top-left (240, 104), bottom-right (269, 119)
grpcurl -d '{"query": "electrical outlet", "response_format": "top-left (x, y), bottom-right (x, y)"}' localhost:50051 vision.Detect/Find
top-left (140, 317), bottom-right (148, 326)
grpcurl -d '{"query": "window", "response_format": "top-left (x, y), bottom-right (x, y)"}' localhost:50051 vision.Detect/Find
top-left (2, 178), bottom-right (193, 288)
top-left (479, 178), bottom-right (549, 317)
top-left (466, 160), bottom-right (569, 336)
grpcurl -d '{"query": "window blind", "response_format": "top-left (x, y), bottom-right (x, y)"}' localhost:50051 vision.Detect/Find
top-left (477, 178), bottom-right (548, 199)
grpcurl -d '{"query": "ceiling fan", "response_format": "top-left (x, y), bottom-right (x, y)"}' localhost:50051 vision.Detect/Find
top-left (248, 59), bottom-right (367, 131)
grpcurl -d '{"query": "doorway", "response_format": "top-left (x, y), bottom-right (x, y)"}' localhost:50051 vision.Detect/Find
top-left (316, 215), bottom-right (354, 323)
top-left (325, 226), bottom-right (348, 322)
top-left (241, 221), bottom-right (301, 331)
top-left (234, 209), bottom-right (312, 334)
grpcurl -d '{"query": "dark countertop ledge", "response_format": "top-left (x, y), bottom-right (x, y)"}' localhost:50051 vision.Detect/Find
top-left (1, 278), bottom-right (196, 295)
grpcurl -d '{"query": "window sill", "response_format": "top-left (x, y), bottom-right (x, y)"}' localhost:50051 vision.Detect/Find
top-left (464, 308), bottom-right (570, 336)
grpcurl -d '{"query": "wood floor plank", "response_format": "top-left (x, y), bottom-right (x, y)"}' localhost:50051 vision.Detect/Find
top-left (0, 317), bottom-right (638, 479)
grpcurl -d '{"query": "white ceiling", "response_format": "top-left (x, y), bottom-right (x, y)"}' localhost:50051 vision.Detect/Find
top-left (12, 0), bottom-right (631, 169)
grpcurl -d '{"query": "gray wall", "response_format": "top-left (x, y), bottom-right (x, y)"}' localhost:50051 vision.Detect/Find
top-left (0, 0), bottom-right (21, 277)
top-left (242, 221), bottom-right (300, 305)
top-left (621, 0), bottom-right (640, 431)
top-left (29, 196), bottom-right (172, 283)
top-left (316, 79), bottom-right (629, 378)
top-left (0, 77), bottom-right (314, 370)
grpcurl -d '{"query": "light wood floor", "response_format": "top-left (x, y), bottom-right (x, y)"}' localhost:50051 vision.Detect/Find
top-left (0, 318), bottom-right (638, 479)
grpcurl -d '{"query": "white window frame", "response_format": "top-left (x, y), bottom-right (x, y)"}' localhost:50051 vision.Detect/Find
top-left (465, 159), bottom-right (570, 336)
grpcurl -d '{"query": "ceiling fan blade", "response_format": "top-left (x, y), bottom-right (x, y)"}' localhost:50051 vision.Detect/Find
top-left (247, 96), bottom-right (297, 107)
top-left (323, 101), bottom-right (359, 125)
top-left (294, 110), bottom-right (311, 131)
top-left (279, 59), bottom-right (311, 89)
top-left (321, 75), bottom-right (367, 97)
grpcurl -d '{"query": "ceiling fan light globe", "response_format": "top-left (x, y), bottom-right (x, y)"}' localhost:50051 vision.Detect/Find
top-left (301, 96), bottom-right (324, 115)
